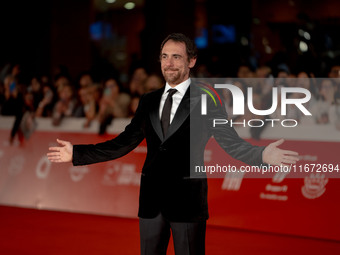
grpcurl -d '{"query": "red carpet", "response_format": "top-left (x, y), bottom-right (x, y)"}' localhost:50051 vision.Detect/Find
top-left (0, 206), bottom-right (339, 255)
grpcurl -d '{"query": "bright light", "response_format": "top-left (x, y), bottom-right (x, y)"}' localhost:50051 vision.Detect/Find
top-left (124, 2), bottom-right (135, 9)
top-left (298, 29), bottom-right (304, 37)
top-left (303, 32), bottom-right (311, 40)
top-left (265, 45), bottom-right (272, 54)
top-left (298, 29), bottom-right (311, 40)
top-left (299, 41), bottom-right (308, 52)
top-left (106, 0), bottom-right (116, 3)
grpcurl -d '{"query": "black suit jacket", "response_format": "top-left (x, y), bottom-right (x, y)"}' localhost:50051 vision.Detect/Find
top-left (73, 84), bottom-right (265, 222)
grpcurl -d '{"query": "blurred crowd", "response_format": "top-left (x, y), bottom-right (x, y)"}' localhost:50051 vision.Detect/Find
top-left (0, 60), bottom-right (340, 145)
top-left (0, 63), bottom-right (164, 144)
top-left (218, 64), bottom-right (340, 132)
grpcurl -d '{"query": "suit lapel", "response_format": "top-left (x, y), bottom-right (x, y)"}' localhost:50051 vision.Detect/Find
top-left (149, 84), bottom-right (201, 142)
top-left (163, 85), bottom-right (201, 141)
top-left (149, 88), bottom-right (165, 141)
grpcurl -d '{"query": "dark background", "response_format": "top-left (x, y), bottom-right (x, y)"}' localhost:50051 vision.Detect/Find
top-left (1, 0), bottom-right (340, 81)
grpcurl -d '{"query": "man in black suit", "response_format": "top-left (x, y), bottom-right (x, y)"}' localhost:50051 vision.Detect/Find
top-left (47, 33), bottom-right (299, 255)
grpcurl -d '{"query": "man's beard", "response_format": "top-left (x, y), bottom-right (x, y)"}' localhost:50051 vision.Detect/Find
top-left (163, 69), bottom-right (182, 85)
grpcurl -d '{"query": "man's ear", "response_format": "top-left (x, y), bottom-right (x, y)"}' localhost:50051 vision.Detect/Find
top-left (189, 57), bottom-right (197, 69)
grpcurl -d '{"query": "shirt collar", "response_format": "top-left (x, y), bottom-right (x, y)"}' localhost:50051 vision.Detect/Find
top-left (164, 78), bottom-right (191, 96)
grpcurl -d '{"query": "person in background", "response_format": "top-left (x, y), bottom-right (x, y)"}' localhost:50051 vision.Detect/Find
top-left (73, 86), bottom-right (98, 128)
top-left (328, 64), bottom-right (340, 99)
top-left (237, 64), bottom-right (255, 79)
top-left (310, 78), bottom-right (340, 126)
top-left (286, 71), bottom-right (318, 124)
top-left (328, 65), bottom-right (340, 79)
top-left (2, 75), bottom-right (25, 144)
top-left (129, 67), bottom-right (148, 97)
top-left (12, 91), bottom-right (37, 145)
top-left (254, 65), bottom-right (273, 98)
top-left (51, 83), bottom-right (77, 126)
top-left (35, 83), bottom-right (55, 117)
top-left (193, 64), bottom-right (210, 78)
top-left (97, 78), bottom-right (131, 134)
top-left (28, 77), bottom-right (43, 111)
top-left (128, 73), bottom-right (163, 116)
top-left (1, 74), bottom-right (19, 116)
top-left (144, 73), bottom-right (164, 93)
top-left (78, 71), bottom-right (94, 88)
top-left (53, 74), bottom-right (71, 96)
top-left (0, 73), bottom-right (36, 145)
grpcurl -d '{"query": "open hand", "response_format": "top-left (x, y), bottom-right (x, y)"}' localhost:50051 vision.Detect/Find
top-left (262, 139), bottom-right (299, 166)
top-left (47, 139), bottom-right (73, 163)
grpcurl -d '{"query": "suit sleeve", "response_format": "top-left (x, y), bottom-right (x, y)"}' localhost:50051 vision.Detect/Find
top-left (208, 99), bottom-right (266, 167)
top-left (72, 95), bottom-right (146, 166)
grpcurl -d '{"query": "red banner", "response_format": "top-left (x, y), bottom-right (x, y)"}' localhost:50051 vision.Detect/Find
top-left (0, 117), bottom-right (339, 241)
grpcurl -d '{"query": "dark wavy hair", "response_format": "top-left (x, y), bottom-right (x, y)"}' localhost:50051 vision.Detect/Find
top-left (160, 33), bottom-right (197, 62)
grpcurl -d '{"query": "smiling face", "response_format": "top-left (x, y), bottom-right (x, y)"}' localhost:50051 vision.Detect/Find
top-left (160, 40), bottom-right (196, 87)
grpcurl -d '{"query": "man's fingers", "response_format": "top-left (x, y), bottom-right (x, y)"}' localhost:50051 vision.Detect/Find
top-left (282, 159), bottom-right (298, 164)
top-left (272, 139), bottom-right (284, 147)
top-left (47, 155), bottom-right (60, 160)
top-left (49, 158), bottom-right (62, 163)
top-left (279, 152), bottom-right (299, 165)
top-left (282, 150), bottom-right (299, 156)
top-left (47, 152), bottom-right (60, 157)
top-left (49, 147), bottom-right (61, 152)
top-left (283, 155), bottom-right (299, 161)
top-left (56, 139), bottom-right (68, 146)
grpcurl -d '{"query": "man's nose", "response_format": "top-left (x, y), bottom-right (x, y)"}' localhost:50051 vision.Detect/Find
top-left (164, 57), bottom-right (174, 67)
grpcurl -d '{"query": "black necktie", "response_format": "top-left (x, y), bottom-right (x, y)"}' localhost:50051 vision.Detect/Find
top-left (161, 89), bottom-right (177, 136)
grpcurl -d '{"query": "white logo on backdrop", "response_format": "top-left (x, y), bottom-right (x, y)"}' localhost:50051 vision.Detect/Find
top-left (221, 171), bottom-right (245, 191)
top-left (36, 156), bottom-right (51, 179)
top-left (272, 171), bottom-right (290, 183)
top-left (301, 173), bottom-right (328, 199)
top-left (69, 166), bottom-right (89, 182)
top-left (8, 154), bottom-right (25, 176)
top-left (102, 162), bottom-right (140, 186)
top-left (259, 173), bottom-right (289, 201)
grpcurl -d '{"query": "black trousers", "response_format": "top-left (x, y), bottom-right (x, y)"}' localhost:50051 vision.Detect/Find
top-left (139, 213), bottom-right (206, 255)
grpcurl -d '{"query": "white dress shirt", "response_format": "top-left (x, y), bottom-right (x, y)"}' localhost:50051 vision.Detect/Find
top-left (159, 78), bottom-right (191, 123)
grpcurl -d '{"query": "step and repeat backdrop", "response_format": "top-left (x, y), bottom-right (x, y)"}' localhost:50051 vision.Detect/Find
top-left (0, 116), bottom-right (339, 241)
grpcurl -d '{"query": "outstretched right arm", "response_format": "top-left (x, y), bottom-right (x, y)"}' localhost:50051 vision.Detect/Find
top-left (47, 94), bottom-right (146, 165)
